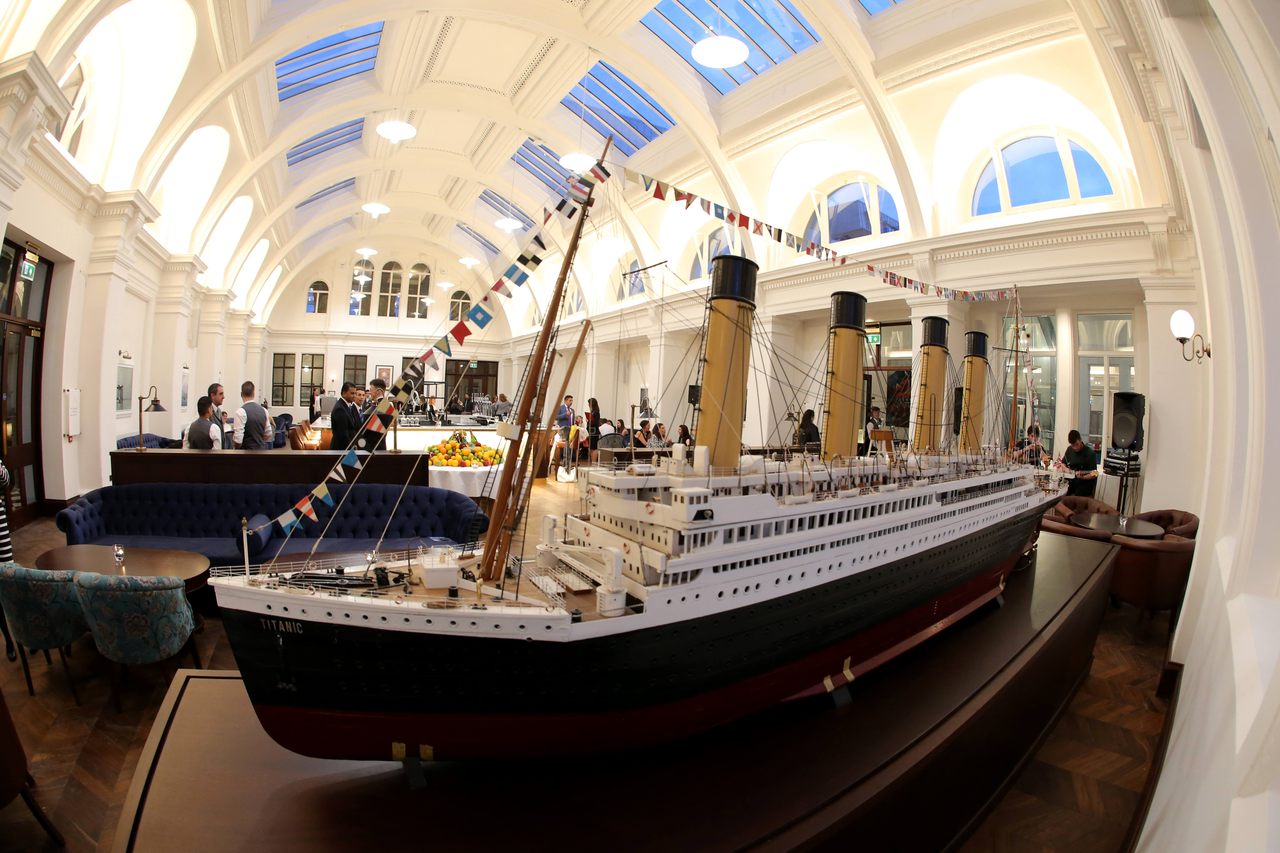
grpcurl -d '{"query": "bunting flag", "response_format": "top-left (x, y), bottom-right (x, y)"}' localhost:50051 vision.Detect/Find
top-left (376, 398), bottom-right (396, 415)
top-left (341, 450), bottom-right (362, 470)
top-left (568, 178), bottom-right (591, 204)
top-left (515, 251), bottom-right (542, 271)
top-left (652, 181), bottom-right (667, 201)
top-left (395, 388), bottom-right (411, 404)
top-left (364, 412), bottom-right (386, 433)
top-left (526, 231), bottom-right (548, 252)
top-left (467, 304), bottom-right (493, 329)
top-left (713, 203), bottom-right (725, 220)
top-left (502, 264), bottom-right (529, 287)
top-left (311, 483), bottom-right (334, 507)
top-left (451, 321), bottom-right (472, 346)
top-left (490, 279), bottom-right (512, 298)
top-left (700, 198), bottom-right (711, 214)
top-left (275, 509), bottom-right (298, 533)
top-left (294, 496), bottom-right (318, 522)
top-left (327, 465), bottom-right (346, 483)
top-left (589, 161), bottom-right (611, 183)
top-left (554, 198), bottom-right (579, 220)
top-left (433, 337), bottom-right (452, 356)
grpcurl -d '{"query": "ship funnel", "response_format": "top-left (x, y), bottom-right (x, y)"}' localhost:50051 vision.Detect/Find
top-left (697, 255), bottom-right (757, 470)
top-left (822, 292), bottom-right (867, 460)
top-left (910, 316), bottom-right (950, 454)
top-left (958, 331), bottom-right (988, 455)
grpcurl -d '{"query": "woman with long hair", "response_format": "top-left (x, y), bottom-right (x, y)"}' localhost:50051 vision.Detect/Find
top-left (648, 423), bottom-right (670, 449)
top-left (676, 424), bottom-right (693, 445)
top-left (586, 397), bottom-right (602, 462)
top-left (615, 419), bottom-right (630, 445)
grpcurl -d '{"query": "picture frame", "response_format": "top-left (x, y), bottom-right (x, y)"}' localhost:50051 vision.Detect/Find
top-left (180, 370), bottom-right (190, 409)
top-left (115, 364), bottom-right (133, 413)
top-left (376, 365), bottom-right (394, 386)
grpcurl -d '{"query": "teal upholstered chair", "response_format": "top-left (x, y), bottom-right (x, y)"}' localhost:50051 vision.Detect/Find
top-left (73, 573), bottom-right (201, 710)
top-left (0, 563), bottom-right (89, 704)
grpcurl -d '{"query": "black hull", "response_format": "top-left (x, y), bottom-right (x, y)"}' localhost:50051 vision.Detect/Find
top-left (219, 501), bottom-right (1050, 758)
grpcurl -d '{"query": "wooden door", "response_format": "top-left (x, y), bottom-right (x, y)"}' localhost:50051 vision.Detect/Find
top-left (0, 240), bottom-right (49, 528)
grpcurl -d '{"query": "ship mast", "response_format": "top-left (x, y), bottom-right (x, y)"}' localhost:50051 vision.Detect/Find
top-left (1007, 286), bottom-right (1021, 454)
top-left (478, 139), bottom-right (612, 583)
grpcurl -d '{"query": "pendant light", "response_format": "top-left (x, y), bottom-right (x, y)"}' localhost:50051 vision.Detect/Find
top-left (692, 3), bottom-right (748, 69)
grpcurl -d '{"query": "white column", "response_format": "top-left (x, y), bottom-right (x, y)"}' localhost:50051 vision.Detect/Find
top-left (0, 53), bottom-right (70, 238)
top-left (1053, 304), bottom-right (1075, 460)
top-left (224, 310), bottom-right (253, 390)
top-left (195, 289), bottom-right (232, 396)
top-left (152, 256), bottom-right (204, 436)
top-left (1137, 277), bottom-right (1206, 513)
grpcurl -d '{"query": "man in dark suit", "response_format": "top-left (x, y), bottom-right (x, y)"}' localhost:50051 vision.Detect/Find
top-left (357, 378), bottom-right (393, 451)
top-left (555, 395), bottom-right (575, 468)
top-left (329, 382), bottom-right (362, 451)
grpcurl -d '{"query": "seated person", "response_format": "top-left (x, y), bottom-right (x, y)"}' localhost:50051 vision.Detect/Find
top-left (446, 395), bottom-right (464, 415)
top-left (1057, 429), bottom-right (1099, 497)
top-left (493, 393), bottom-right (513, 419)
top-left (1013, 424), bottom-right (1049, 466)
top-left (647, 423), bottom-right (670, 449)
top-left (634, 420), bottom-right (652, 448)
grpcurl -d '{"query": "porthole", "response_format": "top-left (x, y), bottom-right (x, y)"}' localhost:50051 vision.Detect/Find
top-left (426, 618), bottom-right (433, 624)
top-left (266, 605), bottom-right (272, 611)
top-left (450, 620), bottom-right (457, 626)
top-left (361, 614), bottom-right (369, 621)
top-left (344, 613), bottom-right (351, 619)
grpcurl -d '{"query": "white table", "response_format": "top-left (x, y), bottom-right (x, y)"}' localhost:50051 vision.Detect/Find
top-left (426, 464), bottom-right (504, 499)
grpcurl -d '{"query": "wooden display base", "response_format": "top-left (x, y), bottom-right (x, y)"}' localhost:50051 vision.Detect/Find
top-left (114, 533), bottom-right (1115, 853)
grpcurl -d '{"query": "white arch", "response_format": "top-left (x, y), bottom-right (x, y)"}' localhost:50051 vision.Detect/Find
top-left (61, 0), bottom-right (194, 189)
top-left (231, 239), bottom-right (270, 305)
top-left (198, 195), bottom-right (253, 289)
top-left (147, 124), bottom-right (229, 253)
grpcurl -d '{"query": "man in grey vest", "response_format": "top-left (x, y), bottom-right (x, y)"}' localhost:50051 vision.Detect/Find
top-left (184, 396), bottom-right (221, 450)
top-left (208, 382), bottom-right (229, 448)
top-left (233, 381), bottom-right (274, 450)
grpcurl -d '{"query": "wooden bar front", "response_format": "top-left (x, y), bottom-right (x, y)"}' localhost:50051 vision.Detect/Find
top-left (110, 450), bottom-right (431, 487)
top-left (115, 533), bottom-right (1116, 852)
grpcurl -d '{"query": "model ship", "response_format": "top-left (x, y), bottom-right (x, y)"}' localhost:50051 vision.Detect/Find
top-left (212, 173), bottom-right (1067, 761)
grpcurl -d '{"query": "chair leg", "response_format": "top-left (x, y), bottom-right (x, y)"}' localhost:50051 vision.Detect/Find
top-left (41, 648), bottom-right (52, 666)
top-left (57, 647), bottom-right (80, 706)
top-left (19, 783), bottom-right (66, 847)
top-left (187, 636), bottom-right (202, 669)
top-left (110, 664), bottom-right (124, 713)
top-left (0, 609), bottom-right (15, 662)
top-left (17, 644), bottom-right (34, 696)
top-left (26, 772), bottom-right (36, 787)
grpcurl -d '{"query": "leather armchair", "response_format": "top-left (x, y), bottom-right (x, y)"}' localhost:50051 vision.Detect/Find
top-left (1046, 495), bottom-right (1120, 523)
top-left (1040, 515), bottom-right (1114, 542)
top-left (0, 689), bottom-right (65, 845)
top-left (1132, 509), bottom-right (1199, 539)
top-left (1109, 534), bottom-right (1196, 631)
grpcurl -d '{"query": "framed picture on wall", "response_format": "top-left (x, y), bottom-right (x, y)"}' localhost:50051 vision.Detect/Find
top-left (116, 364), bottom-right (133, 413)
top-left (376, 365), bottom-right (393, 387)
top-left (181, 371), bottom-right (190, 409)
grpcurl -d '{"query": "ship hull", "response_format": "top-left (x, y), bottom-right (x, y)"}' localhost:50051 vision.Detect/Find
top-left (219, 502), bottom-right (1048, 760)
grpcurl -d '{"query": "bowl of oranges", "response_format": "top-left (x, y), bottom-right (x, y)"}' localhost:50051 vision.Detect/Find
top-left (427, 432), bottom-right (503, 468)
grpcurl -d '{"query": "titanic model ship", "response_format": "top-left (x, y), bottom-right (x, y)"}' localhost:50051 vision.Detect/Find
top-left (212, 186), bottom-right (1066, 761)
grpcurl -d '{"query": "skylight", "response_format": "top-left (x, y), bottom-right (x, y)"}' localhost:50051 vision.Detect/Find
top-left (479, 190), bottom-right (534, 231)
top-left (561, 62), bottom-right (675, 157)
top-left (512, 140), bottom-right (573, 195)
top-left (296, 178), bottom-right (355, 209)
top-left (856, 0), bottom-right (901, 15)
top-left (275, 22), bottom-right (384, 102)
top-left (457, 223), bottom-right (500, 256)
top-left (286, 118), bottom-right (364, 166)
top-left (641, 0), bottom-right (820, 96)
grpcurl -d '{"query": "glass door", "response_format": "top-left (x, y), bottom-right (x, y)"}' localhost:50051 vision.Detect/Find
top-left (0, 239), bottom-right (49, 528)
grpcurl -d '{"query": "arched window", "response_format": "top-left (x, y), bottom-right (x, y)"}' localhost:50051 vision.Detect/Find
top-left (406, 263), bottom-right (431, 318)
top-left (971, 134), bottom-right (1114, 216)
top-left (449, 290), bottom-right (472, 322)
top-left (306, 281), bottom-right (328, 314)
top-left (688, 227), bottom-right (733, 281)
top-left (615, 257), bottom-right (645, 301)
top-left (801, 181), bottom-right (901, 248)
top-left (565, 284), bottom-right (584, 315)
top-left (378, 261), bottom-right (402, 317)
top-left (350, 259), bottom-right (373, 316)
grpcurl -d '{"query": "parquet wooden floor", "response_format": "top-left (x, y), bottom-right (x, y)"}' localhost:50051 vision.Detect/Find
top-left (1, 497), bottom-right (1171, 852)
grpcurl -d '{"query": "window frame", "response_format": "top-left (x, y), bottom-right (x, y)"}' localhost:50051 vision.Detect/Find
top-left (377, 260), bottom-right (402, 317)
top-left (349, 259), bottom-right (373, 316)
top-left (300, 353), bottom-right (325, 402)
top-left (343, 354), bottom-right (367, 387)
top-left (449, 290), bottom-right (472, 323)
top-left (968, 130), bottom-right (1115, 219)
top-left (791, 174), bottom-right (903, 249)
top-left (271, 353), bottom-right (296, 406)
top-left (406, 263), bottom-right (430, 318)
top-left (306, 280), bottom-right (328, 314)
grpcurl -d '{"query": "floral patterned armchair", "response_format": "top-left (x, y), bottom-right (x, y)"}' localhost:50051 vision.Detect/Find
top-left (0, 562), bottom-right (89, 703)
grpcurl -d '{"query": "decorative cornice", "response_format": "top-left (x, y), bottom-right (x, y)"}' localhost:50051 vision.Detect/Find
top-left (880, 18), bottom-right (1078, 91)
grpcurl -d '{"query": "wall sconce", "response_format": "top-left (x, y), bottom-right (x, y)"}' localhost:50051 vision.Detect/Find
top-left (1170, 309), bottom-right (1211, 363)
top-left (135, 386), bottom-right (166, 452)
top-left (118, 350), bottom-right (133, 360)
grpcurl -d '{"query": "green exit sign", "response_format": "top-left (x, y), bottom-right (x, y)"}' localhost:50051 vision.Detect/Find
top-left (866, 333), bottom-right (881, 345)
top-left (18, 260), bottom-right (36, 281)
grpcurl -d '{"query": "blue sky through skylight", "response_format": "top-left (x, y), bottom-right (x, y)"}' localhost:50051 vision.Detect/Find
top-left (479, 190), bottom-right (534, 231)
top-left (561, 62), bottom-right (675, 157)
top-left (275, 22), bottom-right (384, 101)
top-left (641, 0), bottom-right (820, 95)
top-left (286, 119), bottom-right (364, 166)
top-left (512, 140), bottom-right (573, 195)
top-left (456, 223), bottom-right (501, 256)
top-left (295, 178), bottom-right (356, 209)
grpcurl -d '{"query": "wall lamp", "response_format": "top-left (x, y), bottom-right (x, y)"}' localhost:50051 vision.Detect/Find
top-left (135, 385), bottom-right (166, 452)
top-left (1170, 309), bottom-right (1211, 363)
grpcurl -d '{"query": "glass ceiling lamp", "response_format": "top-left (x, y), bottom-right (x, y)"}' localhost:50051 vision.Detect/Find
top-left (458, 256), bottom-right (479, 269)
top-left (362, 201), bottom-right (390, 219)
top-left (559, 151), bottom-right (596, 173)
top-left (437, 278), bottom-right (455, 291)
top-left (692, 5), bottom-right (748, 69)
top-left (495, 216), bottom-right (522, 232)
top-left (355, 247), bottom-right (377, 258)
top-left (376, 119), bottom-right (416, 143)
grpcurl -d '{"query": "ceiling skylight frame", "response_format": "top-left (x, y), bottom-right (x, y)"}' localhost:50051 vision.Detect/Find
top-left (641, 0), bottom-right (820, 95)
top-left (275, 22), bottom-right (385, 102)
top-left (513, 140), bottom-right (574, 195)
top-left (295, 177), bottom-right (356, 209)
top-left (457, 223), bottom-right (501, 256)
top-left (286, 118), bottom-right (365, 166)
top-left (479, 190), bottom-right (535, 231)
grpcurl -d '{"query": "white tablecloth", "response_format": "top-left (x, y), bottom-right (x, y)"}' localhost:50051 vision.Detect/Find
top-left (426, 464), bottom-right (503, 499)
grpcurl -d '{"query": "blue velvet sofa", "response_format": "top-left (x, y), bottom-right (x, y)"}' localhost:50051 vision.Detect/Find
top-left (116, 433), bottom-right (182, 450)
top-left (56, 483), bottom-right (489, 566)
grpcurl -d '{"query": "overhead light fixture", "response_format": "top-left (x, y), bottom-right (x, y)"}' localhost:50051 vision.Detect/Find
top-left (691, 34), bottom-right (748, 69)
top-left (355, 273), bottom-right (372, 283)
top-left (458, 257), bottom-right (479, 269)
top-left (376, 120), bottom-right (417, 143)
top-left (362, 202), bottom-right (390, 218)
top-left (421, 297), bottom-right (435, 305)
top-left (1170, 309), bottom-right (1211, 363)
top-left (437, 279), bottom-right (455, 290)
top-left (355, 247), bottom-right (377, 258)
top-left (558, 151), bottom-right (596, 173)
top-left (495, 216), bottom-right (522, 232)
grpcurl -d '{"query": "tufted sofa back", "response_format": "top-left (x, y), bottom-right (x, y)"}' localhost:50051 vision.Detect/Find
top-left (116, 433), bottom-right (181, 450)
top-left (57, 483), bottom-right (487, 544)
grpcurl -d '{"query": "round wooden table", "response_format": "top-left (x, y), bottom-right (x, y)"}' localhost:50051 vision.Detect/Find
top-left (1069, 512), bottom-right (1165, 539)
top-left (34, 545), bottom-right (211, 594)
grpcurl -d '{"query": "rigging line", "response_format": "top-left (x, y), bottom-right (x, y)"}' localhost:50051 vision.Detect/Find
top-left (372, 440), bottom-right (428, 555)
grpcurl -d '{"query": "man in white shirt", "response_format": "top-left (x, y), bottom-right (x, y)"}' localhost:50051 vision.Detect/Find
top-left (183, 396), bottom-right (221, 450)
top-left (232, 381), bottom-right (274, 450)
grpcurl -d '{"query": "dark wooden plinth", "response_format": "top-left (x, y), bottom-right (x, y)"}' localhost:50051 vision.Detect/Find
top-left (110, 449), bottom-right (430, 487)
top-left (115, 533), bottom-right (1115, 853)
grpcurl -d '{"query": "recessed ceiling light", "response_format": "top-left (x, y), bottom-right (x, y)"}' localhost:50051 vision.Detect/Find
top-left (376, 120), bottom-right (417, 143)
top-left (558, 151), bottom-right (596, 173)
top-left (355, 247), bottom-right (377, 258)
top-left (421, 297), bottom-right (435, 305)
top-left (495, 216), bottom-right (522, 232)
top-left (355, 274), bottom-right (372, 283)
top-left (458, 257), bottom-right (479, 269)
top-left (437, 279), bottom-right (455, 290)
top-left (362, 202), bottom-right (390, 218)
top-left (691, 34), bottom-right (749, 69)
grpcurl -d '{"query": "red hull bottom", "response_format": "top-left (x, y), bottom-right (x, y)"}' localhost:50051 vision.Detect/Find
top-left (249, 548), bottom-right (1031, 761)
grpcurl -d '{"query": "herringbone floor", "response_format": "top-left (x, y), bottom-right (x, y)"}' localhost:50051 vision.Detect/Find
top-left (1, 503), bottom-right (1171, 852)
